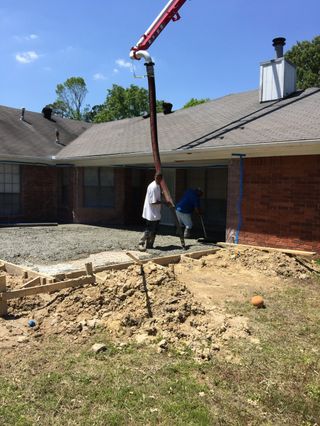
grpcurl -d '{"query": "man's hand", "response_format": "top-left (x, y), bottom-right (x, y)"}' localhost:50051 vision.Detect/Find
top-left (162, 201), bottom-right (174, 208)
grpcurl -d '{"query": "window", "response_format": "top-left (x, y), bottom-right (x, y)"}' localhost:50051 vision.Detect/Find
top-left (83, 167), bottom-right (115, 208)
top-left (0, 164), bottom-right (20, 215)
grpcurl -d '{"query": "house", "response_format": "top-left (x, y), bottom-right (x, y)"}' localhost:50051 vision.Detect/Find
top-left (0, 106), bottom-right (91, 223)
top-left (1, 39), bottom-right (319, 253)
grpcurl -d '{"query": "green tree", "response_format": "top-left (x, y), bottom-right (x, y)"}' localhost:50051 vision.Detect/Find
top-left (93, 84), bottom-right (164, 123)
top-left (82, 104), bottom-right (104, 123)
top-left (52, 77), bottom-right (88, 120)
top-left (285, 36), bottom-right (320, 89)
top-left (183, 97), bottom-right (210, 109)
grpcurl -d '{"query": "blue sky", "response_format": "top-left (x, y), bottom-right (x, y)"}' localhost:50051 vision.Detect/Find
top-left (1, 0), bottom-right (319, 113)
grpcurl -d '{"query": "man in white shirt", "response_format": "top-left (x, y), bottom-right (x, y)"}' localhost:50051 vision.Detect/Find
top-left (139, 172), bottom-right (164, 251)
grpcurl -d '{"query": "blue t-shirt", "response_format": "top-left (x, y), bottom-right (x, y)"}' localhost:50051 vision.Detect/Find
top-left (176, 189), bottom-right (200, 214)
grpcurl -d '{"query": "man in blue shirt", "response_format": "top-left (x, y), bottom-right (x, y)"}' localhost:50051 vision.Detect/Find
top-left (176, 188), bottom-right (203, 238)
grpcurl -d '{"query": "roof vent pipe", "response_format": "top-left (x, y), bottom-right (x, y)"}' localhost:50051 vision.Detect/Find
top-left (272, 37), bottom-right (286, 58)
top-left (163, 102), bottom-right (173, 115)
top-left (20, 107), bottom-right (25, 121)
top-left (42, 105), bottom-right (53, 120)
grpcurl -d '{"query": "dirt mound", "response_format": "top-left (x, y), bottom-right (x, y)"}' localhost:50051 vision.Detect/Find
top-left (4, 259), bottom-right (250, 360)
top-left (208, 247), bottom-right (319, 279)
top-left (2, 247), bottom-right (318, 359)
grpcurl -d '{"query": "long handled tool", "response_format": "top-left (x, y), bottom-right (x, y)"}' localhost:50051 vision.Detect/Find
top-left (197, 215), bottom-right (215, 243)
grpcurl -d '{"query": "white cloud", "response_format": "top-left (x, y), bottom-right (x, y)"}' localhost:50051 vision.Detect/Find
top-left (15, 51), bottom-right (39, 64)
top-left (93, 72), bottom-right (107, 81)
top-left (113, 68), bottom-right (119, 74)
top-left (14, 34), bottom-right (39, 42)
top-left (115, 58), bottom-right (131, 68)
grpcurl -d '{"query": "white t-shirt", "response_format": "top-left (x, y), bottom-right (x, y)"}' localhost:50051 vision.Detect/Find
top-left (142, 180), bottom-right (162, 221)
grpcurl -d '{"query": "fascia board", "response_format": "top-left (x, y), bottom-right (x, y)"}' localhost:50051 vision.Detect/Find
top-left (53, 139), bottom-right (320, 166)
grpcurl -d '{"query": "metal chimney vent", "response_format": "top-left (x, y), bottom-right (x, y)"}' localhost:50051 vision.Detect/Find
top-left (272, 37), bottom-right (286, 58)
top-left (259, 37), bottom-right (296, 102)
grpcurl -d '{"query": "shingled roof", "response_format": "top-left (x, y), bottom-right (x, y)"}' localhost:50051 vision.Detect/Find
top-left (55, 88), bottom-right (320, 161)
top-left (0, 105), bottom-right (91, 160)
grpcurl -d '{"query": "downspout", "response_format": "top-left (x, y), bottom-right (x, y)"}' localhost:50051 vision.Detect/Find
top-left (232, 153), bottom-right (246, 244)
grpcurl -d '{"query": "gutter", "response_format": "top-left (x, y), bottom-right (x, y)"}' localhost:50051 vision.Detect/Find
top-left (52, 138), bottom-right (320, 166)
top-left (0, 154), bottom-right (55, 166)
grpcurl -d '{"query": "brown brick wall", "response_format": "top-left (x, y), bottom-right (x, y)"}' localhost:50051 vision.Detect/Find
top-left (71, 168), bottom-right (127, 225)
top-left (22, 165), bottom-right (58, 222)
top-left (226, 155), bottom-right (320, 253)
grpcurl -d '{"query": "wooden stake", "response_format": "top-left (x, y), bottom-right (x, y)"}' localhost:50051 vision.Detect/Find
top-left (85, 262), bottom-right (93, 276)
top-left (0, 275), bottom-right (7, 316)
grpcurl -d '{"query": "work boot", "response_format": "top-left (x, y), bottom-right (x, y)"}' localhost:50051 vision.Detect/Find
top-left (147, 232), bottom-right (156, 249)
top-left (184, 228), bottom-right (191, 239)
top-left (138, 231), bottom-right (149, 252)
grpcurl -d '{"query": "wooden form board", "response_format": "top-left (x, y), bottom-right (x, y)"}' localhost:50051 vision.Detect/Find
top-left (0, 259), bottom-right (55, 281)
top-left (21, 277), bottom-right (41, 289)
top-left (55, 248), bottom-right (220, 280)
top-left (217, 242), bottom-right (316, 257)
top-left (1, 275), bottom-right (95, 302)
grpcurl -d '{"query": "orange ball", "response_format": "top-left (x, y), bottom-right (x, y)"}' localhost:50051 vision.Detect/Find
top-left (251, 295), bottom-right (264, 308)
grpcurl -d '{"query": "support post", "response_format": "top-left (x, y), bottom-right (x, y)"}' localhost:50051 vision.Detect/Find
top-left (232, 153), bottom-right (246, 244)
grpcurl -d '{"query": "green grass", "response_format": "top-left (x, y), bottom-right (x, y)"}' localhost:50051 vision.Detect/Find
top-left (1, 278), bottom-right (320, 425)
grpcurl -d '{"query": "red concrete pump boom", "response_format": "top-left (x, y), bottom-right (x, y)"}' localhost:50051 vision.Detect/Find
top-left (130, 0), bottom-right (187, 60)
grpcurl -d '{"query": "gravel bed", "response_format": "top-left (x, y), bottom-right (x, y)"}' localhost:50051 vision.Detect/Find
top-left (0, 224), bottom-right (215, 267)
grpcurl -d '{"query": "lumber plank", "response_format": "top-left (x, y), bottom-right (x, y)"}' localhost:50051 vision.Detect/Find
top-left (3, 275), bottom-right (95, 300)
top-left (1, 259), bottom-right (55, 280)
top-left (58, 248), bottom-right (222, 279)
top-left (125, 252), bottom-right (143, 264)
top-left (55, 270), bottom-right (85, 280)
top-left (151, 254), bottom-right (182, 266)
top-left (184, 248), bottom-right (219, 259)
top-left (94, 261), bottom-right (134, 273)
top-left (22, 277), bottom-right (41, 289)
top-left (217, 242), bottom-right (316, 257)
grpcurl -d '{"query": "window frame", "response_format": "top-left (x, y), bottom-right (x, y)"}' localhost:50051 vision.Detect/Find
top-left (83, 167), bottom-right (115, 208)
top-left (0, 164), bottom-right (21, 216)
